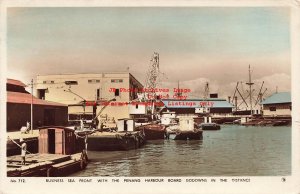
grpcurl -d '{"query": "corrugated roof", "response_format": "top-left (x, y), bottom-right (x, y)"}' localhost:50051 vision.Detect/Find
top-left (162, 99), bottom-right (234, 108)
top-left (7, 91), bottom-right (67, 107)
top-left (260, 92), bottom-right (291, 105)
top-left (7, 79), bottom-right (27, 87)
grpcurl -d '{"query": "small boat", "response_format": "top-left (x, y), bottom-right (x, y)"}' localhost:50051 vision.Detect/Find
top-left (199, 123), bottom-right (221, 130)
top-left (168, 116), bottom-right (203, 140)
top-left (135, 124), bottom-right (166, 140)
top-left (174, 128), bottom-right (203, 140)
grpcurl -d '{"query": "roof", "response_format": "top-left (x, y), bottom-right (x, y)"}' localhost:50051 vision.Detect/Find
top-left (7, 79), bottom-right (27, 87)
top-left (260, 92), bottom-right (291, 105)
top-left (7, 91), bottom-right (67, 107)
top-left (162, 99), bottom-right (234, 108)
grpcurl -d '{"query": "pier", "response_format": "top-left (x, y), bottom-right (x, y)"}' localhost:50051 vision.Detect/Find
top-left (7, 153), bottom-right (87, 177)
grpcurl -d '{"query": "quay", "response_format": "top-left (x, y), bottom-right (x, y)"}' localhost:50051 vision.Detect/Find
top-left (7, 126), bottom-right (88, 177)
top-left (7, 152), bottom-right (87, 177)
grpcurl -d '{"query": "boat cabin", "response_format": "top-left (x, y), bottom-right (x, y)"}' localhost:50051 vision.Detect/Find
top-left (117, 119), bottom-right (135, 132)
top-left (38, 126), bottom-right (76, 155)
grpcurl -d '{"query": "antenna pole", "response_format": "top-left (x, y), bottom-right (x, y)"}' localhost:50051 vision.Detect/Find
top-left (31, 79), bottom-right (33, 134)
top-left (246, 65), bottom-right (254, 114)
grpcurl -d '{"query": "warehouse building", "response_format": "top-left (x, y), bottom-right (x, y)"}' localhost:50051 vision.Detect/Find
top-left (7, 79), bottom-right (68, 132)
top-left (260, 92), bottom-right (291, 117)
top-left (36, 73), bottom-right (144, 127)
top-left (161, 98), bottom-right (234, 117)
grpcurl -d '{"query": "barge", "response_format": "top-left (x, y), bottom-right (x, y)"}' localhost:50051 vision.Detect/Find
top-left (87, 119), bottom-right (146, 151)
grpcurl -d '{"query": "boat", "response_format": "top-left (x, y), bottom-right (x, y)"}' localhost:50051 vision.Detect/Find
top-left (167, 116), bottom-right (203, 140)
top-left (86, 118), bottom-right (146, 151)
top-left (135, 124), bottom-right (166, 140)
top-left (199, 123), bottom-right (221, 130)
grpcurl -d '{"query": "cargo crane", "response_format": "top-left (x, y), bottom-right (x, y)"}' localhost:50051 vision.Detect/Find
top-left (144, 52), bottom-right (160, 120)
top-left (64, 88), bottom-right (116, 129)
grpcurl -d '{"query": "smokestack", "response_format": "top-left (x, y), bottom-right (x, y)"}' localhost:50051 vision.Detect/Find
top-left (228, 96), bottom-right (231, 103)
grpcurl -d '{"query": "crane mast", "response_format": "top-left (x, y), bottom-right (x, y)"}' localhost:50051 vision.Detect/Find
top-left (144, 52), bottom-right (160, 120)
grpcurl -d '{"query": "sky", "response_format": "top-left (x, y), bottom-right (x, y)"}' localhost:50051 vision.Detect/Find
top-left (7, 7), bottom-right (290, 100)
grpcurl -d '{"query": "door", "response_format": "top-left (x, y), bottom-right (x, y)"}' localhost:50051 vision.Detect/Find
top-left (48, 129), bottom-right (55, 154)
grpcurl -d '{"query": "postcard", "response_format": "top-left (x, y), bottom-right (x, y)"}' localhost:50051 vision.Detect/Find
top-left (0, 0), bottom-right (299, 194)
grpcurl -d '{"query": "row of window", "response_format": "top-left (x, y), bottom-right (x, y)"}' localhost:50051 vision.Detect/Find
top-left (42, 79), bottom-right (123, 84)
top-left (269, 106), bottom-right (292, 111)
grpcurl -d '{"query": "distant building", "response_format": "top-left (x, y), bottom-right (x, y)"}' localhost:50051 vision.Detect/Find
top-left (161, 98), bottom-right (234, 117)
top-left (260, 92), bottom-right (291, 117)
top-left (7, 79), bottom-right (68, 132)
top-left (36, 73), bottom-right (143, 126)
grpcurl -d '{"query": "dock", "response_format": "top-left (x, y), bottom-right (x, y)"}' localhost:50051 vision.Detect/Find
top-left (7, 152), bottom-right (87, 177)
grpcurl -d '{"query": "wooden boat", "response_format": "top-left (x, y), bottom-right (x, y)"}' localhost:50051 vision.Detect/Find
top-left (135, 124), bottom-right (166, 140)
top-left (169, 116), bottom-right (203, 140)
top-left (87, 131), bottom-right (146, 151)
top-left (199, 123), bottom-right (221, 130)
top-left (174, 128), bottom-right (203, 140)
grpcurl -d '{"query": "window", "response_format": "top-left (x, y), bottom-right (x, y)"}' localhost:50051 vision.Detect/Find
top-left (65, 81), bottom-right (78, 85)
top-left (43, 80), bottom-right (55, 84)
top-left (269, 107), bottom-right (276, 111)
top-left (290, 106), bottom-right (292, 110)
top-left (88, 79), bottom-right (100, 84)
top-left (97, 89), bottom-right (100, 100)
top-left (115, 89), bottom-right (120, 96)
top-left (136, 104), bottom-right (139, 109)
top-left (111, 79), bottom-right (123, 83)
top-left (37, 89), bottom-right (46, 99)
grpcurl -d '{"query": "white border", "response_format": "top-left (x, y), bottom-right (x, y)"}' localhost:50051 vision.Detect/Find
top-left (0, 1), bottom-right (299, 194)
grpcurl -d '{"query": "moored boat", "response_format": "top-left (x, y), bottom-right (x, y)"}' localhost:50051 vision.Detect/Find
top-left (170, 116), bottom-right (203, 140)
top-left (199, 123), bottom-right (221, 130)
top-left (135, 124), bottom-right (166, 140)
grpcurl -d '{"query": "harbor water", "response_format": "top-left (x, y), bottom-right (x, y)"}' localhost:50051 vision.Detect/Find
top-left (72, 125), bottom-right (291, 176)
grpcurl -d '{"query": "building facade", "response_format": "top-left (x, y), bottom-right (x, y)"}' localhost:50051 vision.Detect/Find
top-left (161, 98), bottom-right (234, 117)
top-left (260, 92), bottom-right (291, 117)
top-left (36, 73), bottom-right (143, 126)
top-left (7, 79), bottom-right (68, 132)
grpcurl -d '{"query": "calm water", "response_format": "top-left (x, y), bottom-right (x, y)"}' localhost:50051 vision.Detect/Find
top-left (72, 125), bottom-right (291, 176)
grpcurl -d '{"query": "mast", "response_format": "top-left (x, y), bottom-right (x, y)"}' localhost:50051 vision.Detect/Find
top-left (31, 79), bottom-right (33, 134)
top-left (246, 65), bottom-right (254, 114)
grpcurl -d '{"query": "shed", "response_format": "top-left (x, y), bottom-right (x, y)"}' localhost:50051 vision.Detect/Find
top-left (39, 127), bottom-right (76, 155)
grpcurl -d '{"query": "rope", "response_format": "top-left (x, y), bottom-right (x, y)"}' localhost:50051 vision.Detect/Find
top-left (7, 136), bottom-right (32, 154)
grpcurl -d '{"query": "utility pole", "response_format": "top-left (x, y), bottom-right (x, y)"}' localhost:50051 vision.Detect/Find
top-left (31, 79), bottom-right (33, 134)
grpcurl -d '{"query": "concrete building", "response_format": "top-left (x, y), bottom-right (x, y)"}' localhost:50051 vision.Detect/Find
top-left (260, 92), bottom-right (291, 117)
top-left (7, 79), bottom-right (68, 132)
top-left (36, 73), bottom-right (143, 126)
top-left (161, 98), bottom-right (234, 117)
